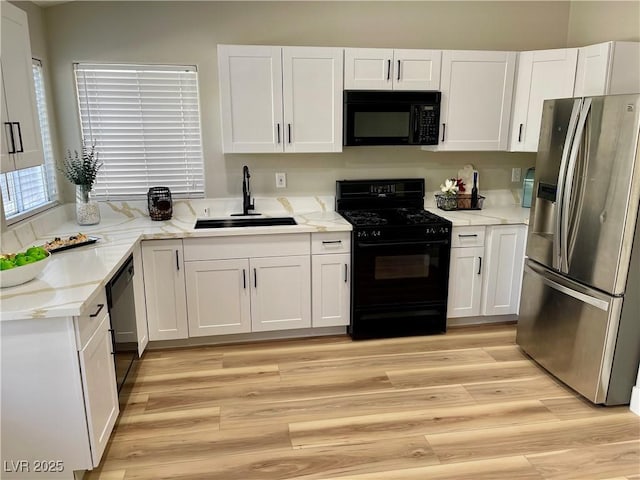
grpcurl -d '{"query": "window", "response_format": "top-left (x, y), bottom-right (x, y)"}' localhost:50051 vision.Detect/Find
top-left (1, 59), bottom-right (58, 222)
top-left (74, 64), bottom-right (204, 200)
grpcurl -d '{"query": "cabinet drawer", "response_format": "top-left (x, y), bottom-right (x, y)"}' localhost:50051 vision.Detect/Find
top-left (184, 234), bottom-right (310, 261)
top-left (311, 232), bottom-right (351, 254)
top-left (451, 226), bottom-right (486, 248)
top-left (74, 289), bottom-right (109, 350)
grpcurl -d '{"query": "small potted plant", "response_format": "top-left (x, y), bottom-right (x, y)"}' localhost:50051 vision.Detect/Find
top-left (60, 143), bottom-right (102, 225)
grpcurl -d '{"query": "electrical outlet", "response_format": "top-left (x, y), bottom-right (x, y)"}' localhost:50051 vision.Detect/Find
top-left (511, 167), bottom-right (521, 183)
top-left (275, 172), bottom-right (287, 188)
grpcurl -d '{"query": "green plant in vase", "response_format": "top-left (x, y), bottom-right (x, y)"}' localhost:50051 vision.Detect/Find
top-left (60, 143), bottom-right (103, 225)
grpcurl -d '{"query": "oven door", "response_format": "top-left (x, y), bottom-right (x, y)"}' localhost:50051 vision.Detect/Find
top-left (354, 239), bottom-right (450, 307)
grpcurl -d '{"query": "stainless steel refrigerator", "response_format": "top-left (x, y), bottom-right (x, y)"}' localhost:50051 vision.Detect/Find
top-left (517, 94), bottom-right (640, 405)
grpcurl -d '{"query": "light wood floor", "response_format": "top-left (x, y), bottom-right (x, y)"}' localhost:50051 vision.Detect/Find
top-left (87, 323), bottom-right (640, 480)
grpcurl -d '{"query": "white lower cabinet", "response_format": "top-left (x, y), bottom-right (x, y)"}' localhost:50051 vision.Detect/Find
top-left (141, 239), bottom-right (188, 341)
top-left (250, 255), bottom-right (311, 332)
top-left (447, 225), bottom-right (527, 320)
top-left (447, 226), bottom-right (486, 318)
top-left (185, 259), bottom-right (251, 336)
top-left (448, 245), bottom-right (485, 318)
top-left (1, 289), bottom-right (120, 478)
top-left (481, 225), bottom-right (527, 316)
top-left (312, 253), bottom-right (350, 327)
top-left (311, 232), bottom-right (351, 327)
top-left (78, 310), bottom-right (119, 467)
top-left (182, 234), bottom-right (312, 336)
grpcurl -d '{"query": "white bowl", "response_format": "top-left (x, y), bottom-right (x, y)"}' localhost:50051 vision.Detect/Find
top-left (0, 254), bottom-right (50, 288)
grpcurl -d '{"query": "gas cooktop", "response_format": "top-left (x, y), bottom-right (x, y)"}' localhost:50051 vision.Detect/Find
top-left (339, 208), bottom-right (446, 227)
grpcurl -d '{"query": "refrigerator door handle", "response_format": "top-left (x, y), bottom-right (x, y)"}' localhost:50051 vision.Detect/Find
top-left (525, 262), bottom-right (610, 311)
top-left (554, 98), bottom-right (583, 271)
top-left (560, 98), bottom-right (592, 274)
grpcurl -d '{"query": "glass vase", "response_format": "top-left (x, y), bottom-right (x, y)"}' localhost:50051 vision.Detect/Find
top-left (76, 184), bottom-right (100, 226)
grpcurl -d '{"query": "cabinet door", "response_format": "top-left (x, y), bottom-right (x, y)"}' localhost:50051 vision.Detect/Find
top-left (393, 49), bottom-right (441, 91)
top-left (282, 47), bottom-right (343, 152)
top-left (344, 48), bottom-right (394, 90)
top-left (439, 50), bottom-right (516, 151)
top-left (218, 45), bottom-right (283, 153)
top-left (447, 246), bottom-right (484, 318)
top-left (574, 42), bottom-right (611, 97)
top-left (185, 259), bottom-right (251, 336)
top-left (312, 253), bottom-right (350, 327)
top-left (141, 240), bottom-right (188, 341)
top-left (1, 64), bottom-right (15, 172)
top-left (250, 255), bottom-right (311, 332)
top-left (78, 313), bottom-right (119, 467)
top-left (509, 48), bottom-right (578, 152)
top-left (0, 3), bottom-right (43, 173)
top-left (481, 225), bottom-right (527, 316)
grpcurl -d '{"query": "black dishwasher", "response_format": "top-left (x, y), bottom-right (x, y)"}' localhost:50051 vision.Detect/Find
top-left (106, 255), bottom-right (137, 393)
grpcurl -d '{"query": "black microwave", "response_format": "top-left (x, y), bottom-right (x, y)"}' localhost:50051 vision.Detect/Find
top-left (343, 90), bottom-right (441, 146)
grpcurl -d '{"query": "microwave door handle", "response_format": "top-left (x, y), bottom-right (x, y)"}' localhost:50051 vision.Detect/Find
top-left (560, 98), bottom-right (591, 274)
top-left (554, 98), bottom-right (582, 271)
top-left (412, 107), bottom-right (419, 141)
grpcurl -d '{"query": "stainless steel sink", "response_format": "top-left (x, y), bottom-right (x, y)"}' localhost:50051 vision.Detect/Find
top-left (194, 217), bottom-right (297, 229)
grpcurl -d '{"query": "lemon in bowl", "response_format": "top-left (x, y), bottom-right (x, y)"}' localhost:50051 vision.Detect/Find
top-left (0, 246), bottom-right (51, 288)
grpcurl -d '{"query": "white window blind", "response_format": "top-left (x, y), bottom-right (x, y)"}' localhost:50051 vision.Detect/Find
top-left (74, 64), bottom-right (204, 200)
top-left (1, 59), bottom-right (57, 221)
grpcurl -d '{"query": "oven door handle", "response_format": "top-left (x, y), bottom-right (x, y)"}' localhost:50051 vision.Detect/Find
top-left (357, 240), bottom-right (449, 248)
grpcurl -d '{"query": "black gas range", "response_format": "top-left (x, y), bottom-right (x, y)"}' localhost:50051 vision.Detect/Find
top-left (337, 179), bottom-right (452, 340)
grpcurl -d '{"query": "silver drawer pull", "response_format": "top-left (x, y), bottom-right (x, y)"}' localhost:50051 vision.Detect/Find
top-left (458, 234), bottom-right (478, 238)
top-left (322, 240), bottom-right (342, 244)
top-left (89, 304), bottom-right (105, 318)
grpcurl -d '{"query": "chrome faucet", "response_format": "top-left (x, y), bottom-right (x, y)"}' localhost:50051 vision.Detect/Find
top-left (241, 165), bottom-right (255, 215)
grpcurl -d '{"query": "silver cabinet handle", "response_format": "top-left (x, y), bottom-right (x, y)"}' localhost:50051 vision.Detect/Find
top-left (276, 123), bottom-right (281, 144)
top-left (89, 303), bottom-right (105, 317)
top-left (458, 234), bottom-right (478, 238)
top-left (518, 123), bottom-right (523, 142)
top-left (322, 240), bottom-right (342, 245)
top-left (397, 60), bottom-right (401, 81)
top-left (242, 269), bottom-right (246, 289)
top-left (254, 268), bottom-right (257, 288)
top-left (387, 59), bottom-right (391, 81)
top-left (288, 124), bottom-right (292, 144)
top-left (441, 123), bottom-right (446, 142)
top-left (477, 257), bottom-right (482, 275)
top-left (344, 264), bottom-right (348, 283)
top-left (175, 250), bottom-right (180, 270)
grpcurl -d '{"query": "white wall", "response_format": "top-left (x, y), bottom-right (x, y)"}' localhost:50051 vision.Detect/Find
top-left (41, 1), bottom-right (576, 202)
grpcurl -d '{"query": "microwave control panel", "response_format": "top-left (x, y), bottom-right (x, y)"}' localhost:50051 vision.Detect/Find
top-left (414, 105), bottom-right (440, 144)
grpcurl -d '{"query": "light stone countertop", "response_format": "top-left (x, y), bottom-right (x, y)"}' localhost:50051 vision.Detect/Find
top-left (0, 192), bottom-right (529, 321)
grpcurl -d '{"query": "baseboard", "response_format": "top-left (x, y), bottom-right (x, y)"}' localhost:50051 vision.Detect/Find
top-left (146, 326), bottom-right (348, 350)
top-left (631, 386), bottom-right (640, 416)
top-left (447, 314), bottom-right (518, 327)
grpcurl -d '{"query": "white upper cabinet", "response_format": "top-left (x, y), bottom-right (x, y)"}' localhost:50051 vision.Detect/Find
top-left (218, 45), bottom-right (283, 153)
top-left (218, 45), bottom-right (343, 153)
top-left (509, 48), bottom-right (578, 152)
top-left (344, 48), bottom-right (441, 90)
top-left (1, 2), bottom-right (44, 173)
top-left (438, 50), bottom-right (516, 151)
top-left (282, 47), bottom-right (343, 152)
top-left (574, 41), bottom-right (640, 97)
